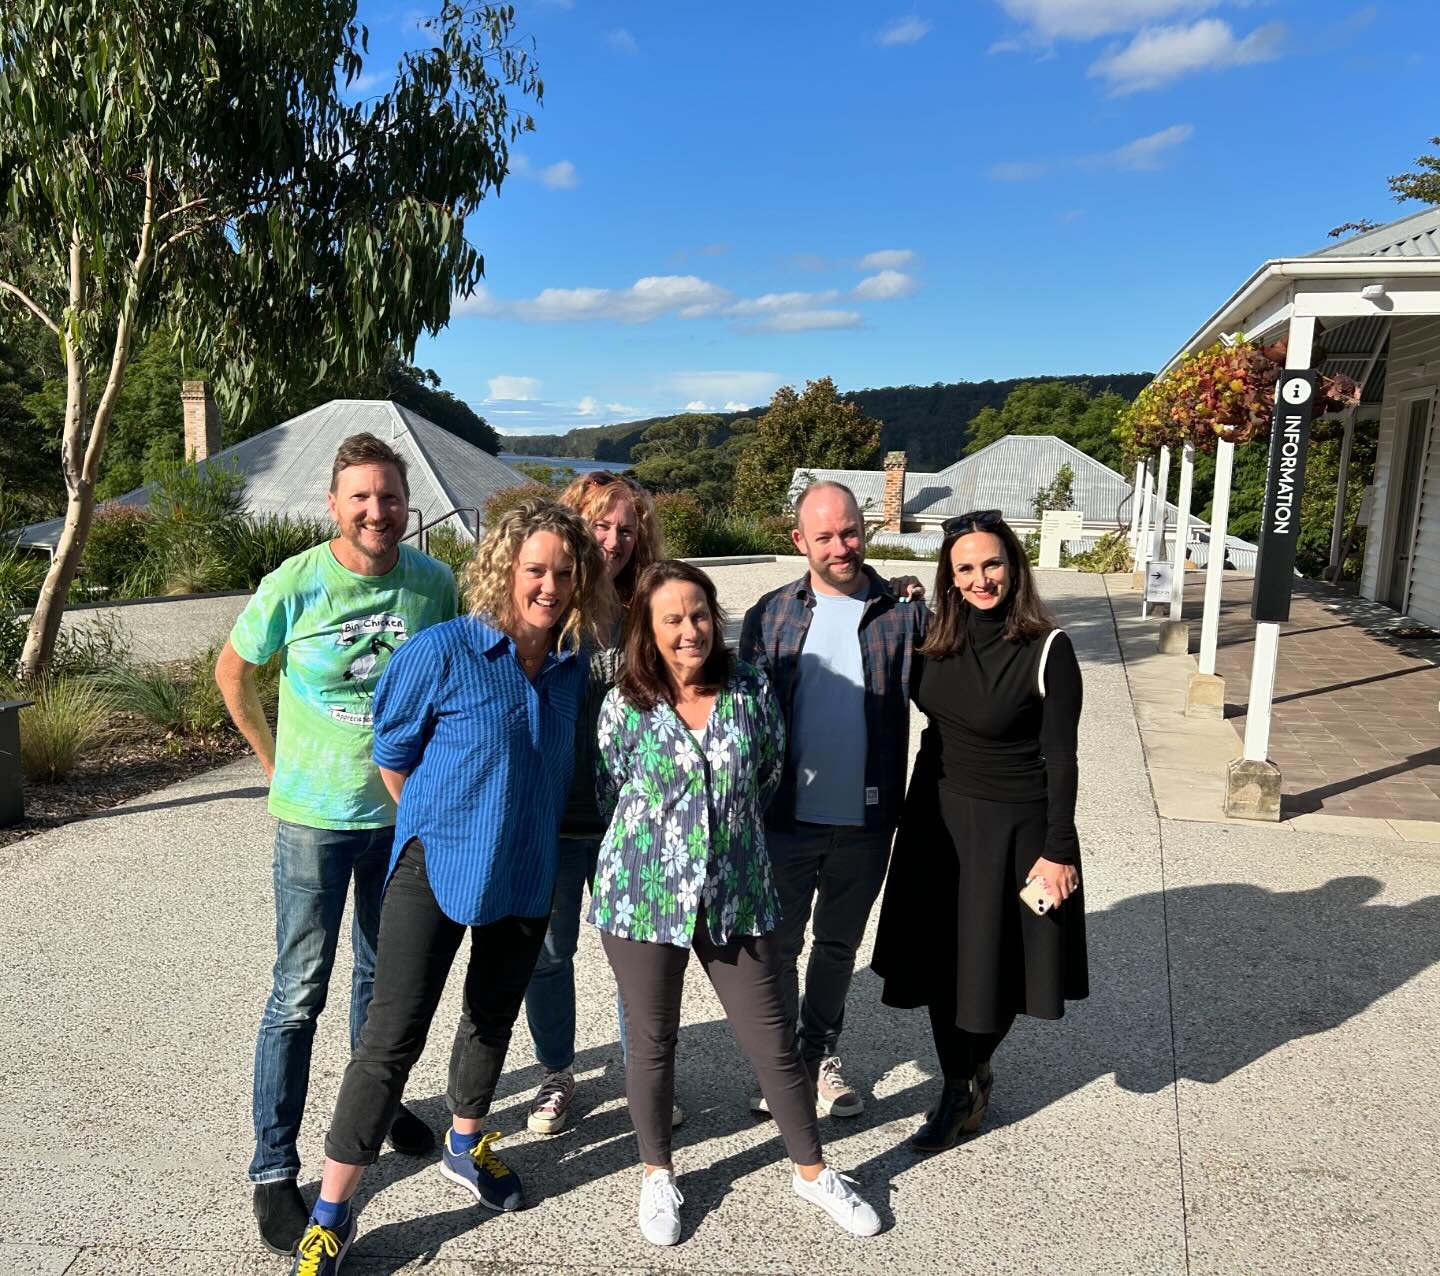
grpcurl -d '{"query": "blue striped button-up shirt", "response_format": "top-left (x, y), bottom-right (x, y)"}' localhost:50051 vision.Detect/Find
top-left (371, 615), bottom-right (585, 926)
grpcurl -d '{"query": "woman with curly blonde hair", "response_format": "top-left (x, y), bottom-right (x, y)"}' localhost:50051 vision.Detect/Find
top-left (286, 499), bottom-right (617, 1275)
top-left (522, 470), bottom-right (670, 1136)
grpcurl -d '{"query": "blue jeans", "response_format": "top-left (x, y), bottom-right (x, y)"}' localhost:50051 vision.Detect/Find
top-left (248, 820), bottom-right (392, 1184)
top-left (524, 837), bottom-right (602, 1071)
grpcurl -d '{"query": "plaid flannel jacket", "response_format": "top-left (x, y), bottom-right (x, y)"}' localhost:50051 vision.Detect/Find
top-left (738, 564), bottom-right (926, 836)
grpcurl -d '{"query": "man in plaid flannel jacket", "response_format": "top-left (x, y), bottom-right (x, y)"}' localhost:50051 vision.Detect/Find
top-left (739, 480), bottom-right (926, 1119)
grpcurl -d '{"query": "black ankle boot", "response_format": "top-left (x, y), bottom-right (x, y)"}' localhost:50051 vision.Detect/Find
top-left (253, 1179), bottom-right (309, 1255)
top-left (911, 1079), bottom-right (984, 1153)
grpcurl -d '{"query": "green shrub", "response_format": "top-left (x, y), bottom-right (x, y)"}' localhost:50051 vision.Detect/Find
top-left (868, 543), bottom-right (937, 563)
top-left (653, 492), bottom-right (705, 557)
top-left (425, 524), bottom-right (474, 611)
top-left (212, 513), bottom-right (331, 588)
top-left (18, 676), bottom-right (114, 782)
top-left (80, 505), bottom-right (155, 595)
top-left (93, 663), bottom-right (189, 734)
top-left (178, 642), bottom-right (280, 738)
top-left (693, 512), bottom-right (790, 557)
top-left (1071, 530), bottom-right (1134, 574)
top-left (124, 460), bottom-right (246, 597)
top-left (0, 611), bottom-right (24, 685)
top-left (483, 483), bottom-right (553, 528)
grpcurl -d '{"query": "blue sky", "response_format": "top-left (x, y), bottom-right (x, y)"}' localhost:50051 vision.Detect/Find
top-left (355, 1), bottom-right (1433, 436)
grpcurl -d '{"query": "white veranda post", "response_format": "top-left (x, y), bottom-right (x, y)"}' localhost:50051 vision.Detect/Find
top-left (1198, 439), bottom-right (1235, 677)
top-left (1242, 315), bottom-right (1315, 763)
top-left (1135, 460), bottom-right (1155, 616)
top-left (1169, 441), bottom-right (1195, 623)
top-left (1128, 459), bottom-right (1146, 550)
top-left (1144, 446), bottom-right (1171, 616)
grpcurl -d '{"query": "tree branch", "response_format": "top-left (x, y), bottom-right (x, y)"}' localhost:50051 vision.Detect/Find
top-left (0, 278), bottom-right (61, 336)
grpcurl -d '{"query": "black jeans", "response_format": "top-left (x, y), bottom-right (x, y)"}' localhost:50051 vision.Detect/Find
top-left (602, 914), bottom-right (824, 1168)
top-left (325, 840), bottom-right (548, 1166)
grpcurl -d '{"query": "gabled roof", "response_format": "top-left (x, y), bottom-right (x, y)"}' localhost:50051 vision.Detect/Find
top-left (16, 400), bottom-right (525, 550)
top-left (1307, 206), bottom-right (1440, 259)
top-left (794, 434), bottom-right (1177, 528)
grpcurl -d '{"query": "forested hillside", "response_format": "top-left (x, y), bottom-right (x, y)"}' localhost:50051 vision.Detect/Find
top-left (502, 372), bottom-right (1152, 470)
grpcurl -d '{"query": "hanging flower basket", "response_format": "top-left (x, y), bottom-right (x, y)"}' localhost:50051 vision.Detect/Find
top-left (1118, 339), bottom-right (1362, 458)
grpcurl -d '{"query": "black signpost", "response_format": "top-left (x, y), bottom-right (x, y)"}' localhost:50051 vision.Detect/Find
top-left (1251, 370), bottom-right (1319, 623)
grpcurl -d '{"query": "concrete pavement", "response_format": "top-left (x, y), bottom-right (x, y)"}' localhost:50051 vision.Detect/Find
top-left (2, 567), bottom-right (1438, 1274)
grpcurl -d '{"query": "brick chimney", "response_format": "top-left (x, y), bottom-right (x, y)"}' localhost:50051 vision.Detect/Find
top-left (181, 380), bottom-right (221, 461)
top-left (881, 450), bottom-right (907, 533)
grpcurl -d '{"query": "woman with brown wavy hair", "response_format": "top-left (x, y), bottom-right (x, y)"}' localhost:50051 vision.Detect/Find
top-left (871, 510), bottom-right (1088, 1154)
top-left (285, 499), bottom-right (616, 1274)
top-left (522, 470), bottom-right (669, 1136)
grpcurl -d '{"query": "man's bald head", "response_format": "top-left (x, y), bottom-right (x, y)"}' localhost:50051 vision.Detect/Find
top-left (793, 481), bottom-right (862, 532)
top-left (791, 481), bottom-right (867, 596)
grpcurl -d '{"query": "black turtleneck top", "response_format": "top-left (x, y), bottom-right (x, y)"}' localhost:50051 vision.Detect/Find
top-left (913, 600), bottom-right (1082, 863)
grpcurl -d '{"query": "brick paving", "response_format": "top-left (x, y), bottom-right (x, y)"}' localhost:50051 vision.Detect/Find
top-left (1182, 575), bottom-right (1440, 821)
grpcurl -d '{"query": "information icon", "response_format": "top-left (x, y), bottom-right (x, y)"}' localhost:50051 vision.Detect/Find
top-left (1281, 376), bottom-right (1313, 405)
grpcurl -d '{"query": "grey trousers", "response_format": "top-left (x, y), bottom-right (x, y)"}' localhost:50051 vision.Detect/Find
top-left (769, 822), bottom-right (893, 1062)
top-left (601, 916), bottom-right (824, 1168)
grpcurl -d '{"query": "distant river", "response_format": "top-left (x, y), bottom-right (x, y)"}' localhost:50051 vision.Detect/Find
top-left (500, 453), bottom-right (629, 475)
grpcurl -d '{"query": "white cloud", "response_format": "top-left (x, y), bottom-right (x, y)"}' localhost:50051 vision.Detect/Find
top-left (857, 248), bottom-right (916, 270)
top-left (607, 28), bottom-right (638, 53)
top-left (451, 284), bottom-right (498, 317)
top-left (853, 270), bottom-right (916, 301)
top-left (728, 290), bottom-right (840, 316)
top-left (668, 371), bottom-right (783, 404)
top-left (343, 70), bottom-right (390, 96)
top-left (606, 402), bottom-right (637, 414)
top-left (877, 16), bottom-right (932, 46)
top-left (497, 275), bottom-right (730, 323)
top-left (486, 375), bottom-right (542, 401)
top-left (1090, 18), bottom-right (1283, 93)
top-left (723, 401), bottom-right (752, 411)
top-left (1089, 122), bottom-right (1194, 170)
top-left (685, 401), bottom-right (712, 412)
top-left (990, 123), bottom-right (1193, 180)
top-left (508, 154), bottom-right (580, 190)
top-left (540, 160), bottom-right (579, 189)
top-left (751, 310), bottom-right (863, 333)
top-left (999, 0), bottom-right (1220, 42)
top-left (576, 396), bottom-right (601, 416)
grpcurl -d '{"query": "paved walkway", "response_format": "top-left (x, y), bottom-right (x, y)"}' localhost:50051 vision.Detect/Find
top-left (1181, 574), bottom-right (1440, 822)
top-left (3, 567), bottom-right (1439, 1274)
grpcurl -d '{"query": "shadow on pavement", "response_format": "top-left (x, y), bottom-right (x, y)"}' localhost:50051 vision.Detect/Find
top-left (334, 874), bottom-right (1440, 1265)
top-left (76, 784), bottom-right (270, 820)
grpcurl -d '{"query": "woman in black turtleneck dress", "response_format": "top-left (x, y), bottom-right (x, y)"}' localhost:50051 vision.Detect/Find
top-left (872, 510), bottom-right (1087, 1153)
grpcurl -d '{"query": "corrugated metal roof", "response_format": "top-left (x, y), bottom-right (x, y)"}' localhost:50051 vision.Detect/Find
top-left (1307, 206), bottom-right (1440, 259)
top-left (793, 434), bottom-right (1202, 533)
top-left (16, 400), bottom-right (525, 549)
top-left (1316, 315), bottom-right (1389, 404)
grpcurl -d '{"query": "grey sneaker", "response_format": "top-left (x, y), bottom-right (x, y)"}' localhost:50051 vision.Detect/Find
top-left (638, 1169), bottom-right (684, 1246)
top-left (527, 1069), bottom-right (575, 1135)
top-left (816, 1056), bottom-right (864, 1118)
top-left (792, 1167), bottom-right (881, 1236)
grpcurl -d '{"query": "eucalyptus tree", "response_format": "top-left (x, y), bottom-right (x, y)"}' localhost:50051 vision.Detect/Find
top-left (0, 0), bottom-right (539, 678)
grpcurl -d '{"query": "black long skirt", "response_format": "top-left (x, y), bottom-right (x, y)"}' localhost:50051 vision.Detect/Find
top-left (873, 785), bottom-right (1088, 1033)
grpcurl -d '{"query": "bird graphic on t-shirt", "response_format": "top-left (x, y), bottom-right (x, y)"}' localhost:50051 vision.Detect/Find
top-left (342, 634), bottom-right (395, 701)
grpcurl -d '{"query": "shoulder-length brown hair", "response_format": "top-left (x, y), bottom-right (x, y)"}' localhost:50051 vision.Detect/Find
top-left (920, 513), bottom-right (1054, 659)
top-left (557, 471), bottom-right (662, 606)
top-left (463, 497), bottom-right (619, 652)
top-left (617, 560), bottom-right (733, 710)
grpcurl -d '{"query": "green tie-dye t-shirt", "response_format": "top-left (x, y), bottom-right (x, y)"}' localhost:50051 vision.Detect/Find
top-left (229, 541), bottom-right (457, 830)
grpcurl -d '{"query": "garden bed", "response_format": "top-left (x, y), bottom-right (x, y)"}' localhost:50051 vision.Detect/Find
top-left (0, 718), bottom-right (251, 848)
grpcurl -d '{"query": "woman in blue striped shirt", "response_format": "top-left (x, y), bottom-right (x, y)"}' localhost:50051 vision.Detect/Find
top-left (287, 499), bottom-right (616, 1276)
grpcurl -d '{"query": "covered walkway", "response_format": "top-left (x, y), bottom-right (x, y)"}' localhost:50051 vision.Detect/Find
top-left (1183, 574), bottom-right (1440, 823)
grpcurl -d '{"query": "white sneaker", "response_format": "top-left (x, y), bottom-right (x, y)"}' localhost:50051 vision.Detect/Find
top-left (638, 1169), bottom-right (684, 1246)
top-left (792, 1167), bottom-right (882, 1237)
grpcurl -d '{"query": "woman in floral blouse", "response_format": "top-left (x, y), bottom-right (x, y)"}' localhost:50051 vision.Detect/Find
top-left (592, 560), bottom-right (882, 1248)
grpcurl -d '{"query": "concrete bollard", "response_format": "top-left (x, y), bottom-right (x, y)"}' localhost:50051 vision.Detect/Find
top-left (1185, 672), bottom-right (1225, 720)
top-left (1157, 620), bottom-right (1190, 654)
top-left (1224, 757), bottom-right (1282, 821)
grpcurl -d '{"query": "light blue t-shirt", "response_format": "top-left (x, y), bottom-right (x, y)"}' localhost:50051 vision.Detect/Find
top-left (790, 584), bottom-right (868, 825)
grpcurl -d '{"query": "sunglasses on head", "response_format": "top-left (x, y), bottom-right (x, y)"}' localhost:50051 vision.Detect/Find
top-left (584, 471), bottom-right (619, 487)
top-left (941, 509), bottom-right (1004, 535)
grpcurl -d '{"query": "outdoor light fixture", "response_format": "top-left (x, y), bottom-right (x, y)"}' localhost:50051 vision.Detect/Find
top-left (1361, 283), bottom-right (1388, 302)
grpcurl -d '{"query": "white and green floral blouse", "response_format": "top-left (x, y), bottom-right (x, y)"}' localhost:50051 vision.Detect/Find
top-left (590, 662), bottom-right (786, 947)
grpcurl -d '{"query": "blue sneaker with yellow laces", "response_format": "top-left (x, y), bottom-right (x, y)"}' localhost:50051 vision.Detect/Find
top-left (439, 1129), bottom-right (523, 1211)
top-left (288, 1209), bottom-right (355, 1276)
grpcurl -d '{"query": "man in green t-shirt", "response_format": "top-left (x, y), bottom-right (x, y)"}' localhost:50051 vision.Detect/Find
top-left (216, 433), bottom-right (457, 1256)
